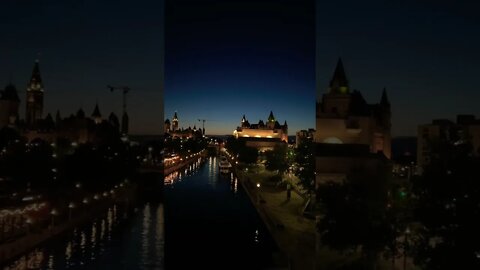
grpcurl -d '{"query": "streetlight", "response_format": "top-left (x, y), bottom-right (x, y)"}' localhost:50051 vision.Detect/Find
top-left (50, 209), bottom-right (58, 229)
top-left (256, 183), bottom-right (261, 203)
top-left (26, 218), bottom-right (33, 234)
top-left (68, 203), bottom-right (75, 220)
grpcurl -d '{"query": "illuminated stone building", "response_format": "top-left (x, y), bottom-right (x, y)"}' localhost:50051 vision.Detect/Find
top-left (315, 59), bottom-right (391, 185)
top-left (233, 111), bottom-right (288, 151)
top-left (1, 59), bottom-right (122, 144)
top-left (164, 112), bottom-right (203, 139)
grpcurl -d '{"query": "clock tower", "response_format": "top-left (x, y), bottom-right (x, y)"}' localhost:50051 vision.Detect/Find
top-left (26, 60), bottom-right (44, 128)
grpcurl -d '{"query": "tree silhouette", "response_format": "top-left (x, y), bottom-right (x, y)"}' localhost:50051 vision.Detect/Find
top-left (317, 166), bottom-right (393, 268)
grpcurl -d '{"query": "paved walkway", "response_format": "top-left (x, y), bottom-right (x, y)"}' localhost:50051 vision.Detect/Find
top-left (238, 169), bottom-right (352, 270)
top-left (237, 165), bottom-right (421, 270)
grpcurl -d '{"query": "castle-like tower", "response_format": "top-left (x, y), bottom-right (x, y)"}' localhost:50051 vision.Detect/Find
top-left (315, 58), bottom-right (392, 185)
top-left (235, 111), bottom-right (288, 141)
top-left (172, 112), bottom-right (179, 131)
top-left (92, 103), bottom-right (102, 124)
top-left (315, 58), bottom-right (391, 158)
top-left (26, 60), bottom-right (44, 128)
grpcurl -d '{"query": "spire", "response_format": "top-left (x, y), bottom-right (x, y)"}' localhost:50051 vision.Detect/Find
top-left (92, 103), bottom-right (102, 118)
top-left (268, 111), bottom-right (275, 122)
top-left (241, 114), bottom-right (247, 123)
top-left (27, 60), bottom-right (44, 92)
top-left (284, 120), bottom-right (288, 126)
top-left (173, 111), bottom-right (178, 120)
top-left (329, 58), bottom-right (349, 94)
top-left (380, 87), bottom-right (390, 106)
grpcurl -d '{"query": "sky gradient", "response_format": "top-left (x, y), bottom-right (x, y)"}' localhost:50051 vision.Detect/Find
top-left (0, 0), bottom-right (164, 135)
top-left (165, 0), bottom-right (315, 136)
top-left (316, 0), bottom-right (480, 136)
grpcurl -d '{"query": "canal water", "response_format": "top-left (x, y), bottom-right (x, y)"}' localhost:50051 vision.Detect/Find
top-left (3, 156), bottom-right (281, 269)
top-left (164, 156), bottom-right (282, 269)
top-left (2, 175), bottom-right (164, 270)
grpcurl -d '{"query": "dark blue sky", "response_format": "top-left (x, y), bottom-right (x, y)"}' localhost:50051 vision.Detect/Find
top-left (165, 0), bottom-right (315, 135)
top-left (3, 0), bottom-right (478, 137)
top-left (0, 0), bottom-right (164, 135)
top-left (317, 0), bottom-right (480, 136)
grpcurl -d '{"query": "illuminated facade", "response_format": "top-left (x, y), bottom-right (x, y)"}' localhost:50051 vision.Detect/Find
top-left (1, 59), bottom-right (121, 144)
top-left (233, 111), bottom-right (288, 151)
top-left (164, 112), bottom-right (203, 139)
top-left (315, 58), bottom-right (392, 185)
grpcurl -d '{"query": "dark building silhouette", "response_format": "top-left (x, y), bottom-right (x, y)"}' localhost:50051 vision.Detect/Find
top-left (26, 60), bottom-right (44, 128)
top-left (0, 83), bottom-right (20, 128)
top-left (315, 58), bottom-right (392, 185)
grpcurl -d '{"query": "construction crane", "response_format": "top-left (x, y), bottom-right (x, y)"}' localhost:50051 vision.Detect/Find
top-left (107, 85), bottom-right (130, 114)
top-left (108, 85), bottom-right (131, 135)
top-left (198, 119), bottom-right (208, 135)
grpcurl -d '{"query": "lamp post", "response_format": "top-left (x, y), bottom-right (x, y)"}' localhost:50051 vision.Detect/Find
top-left (26, 218), bottom-right (33, 234)
top-left (68, 203), bottom-right (75, 221)
top-left (256, 183), bottom-right (261, 204)
top-left (50, 209), bottom-right (58, 229)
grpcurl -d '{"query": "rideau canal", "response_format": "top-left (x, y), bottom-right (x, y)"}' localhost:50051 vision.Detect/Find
top-left (4, 155), bottom-right (281, 269)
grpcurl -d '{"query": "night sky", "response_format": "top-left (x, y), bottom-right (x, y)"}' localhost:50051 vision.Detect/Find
top-left (165, 0), bottom-right (315, 136)
top-left (317, 0), bottom-right (480, 136)
top-left (2, 1), bottom-right (479, 137)
top-left (0, 0), bottom-right (164, 135)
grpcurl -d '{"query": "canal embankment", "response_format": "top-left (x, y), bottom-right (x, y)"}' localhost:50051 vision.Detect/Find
top-left (0, 181), bottom-right (138, 266)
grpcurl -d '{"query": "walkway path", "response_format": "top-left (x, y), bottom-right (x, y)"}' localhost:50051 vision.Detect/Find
top-left (237, 168), bottom-right (351, 270)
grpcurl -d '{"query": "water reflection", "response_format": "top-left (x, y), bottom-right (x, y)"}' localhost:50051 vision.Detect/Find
top-left (164, 157), bottom-right (202, 186)
top-left (3, 202), bottom-right (164, 270)
top-left (165, 154), bottom-right (280, 269)
top-left (141, 204), bottom-right (151, 267)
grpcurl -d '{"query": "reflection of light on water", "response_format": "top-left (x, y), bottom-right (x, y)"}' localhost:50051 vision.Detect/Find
top-left (142, 203), bottom-right (151, 264)
top-left (91, 222), bottom-right (97, 244)
top-left (100, 219), bottom-right (106, 240)
top-left (107, 208), bottom-right (113, 240)
top-left (165, 157), bottom-right (203, 185)
top-left (80, 231), bottom-right (86, 261)
top-left (4, 203), bottom-right (132, 269)
top-left (65, 241), bottom-right (72, 266)
top-left (234, 178), bottom-right (238, 194)
top-left (47, 255), bottom-right (54, 270)
top-left (155, 204), bottom-right (164, 267)
top-left (5, 248), bottom-right (45, 270)
top-left (208, 157), bottom-right (217, 187)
